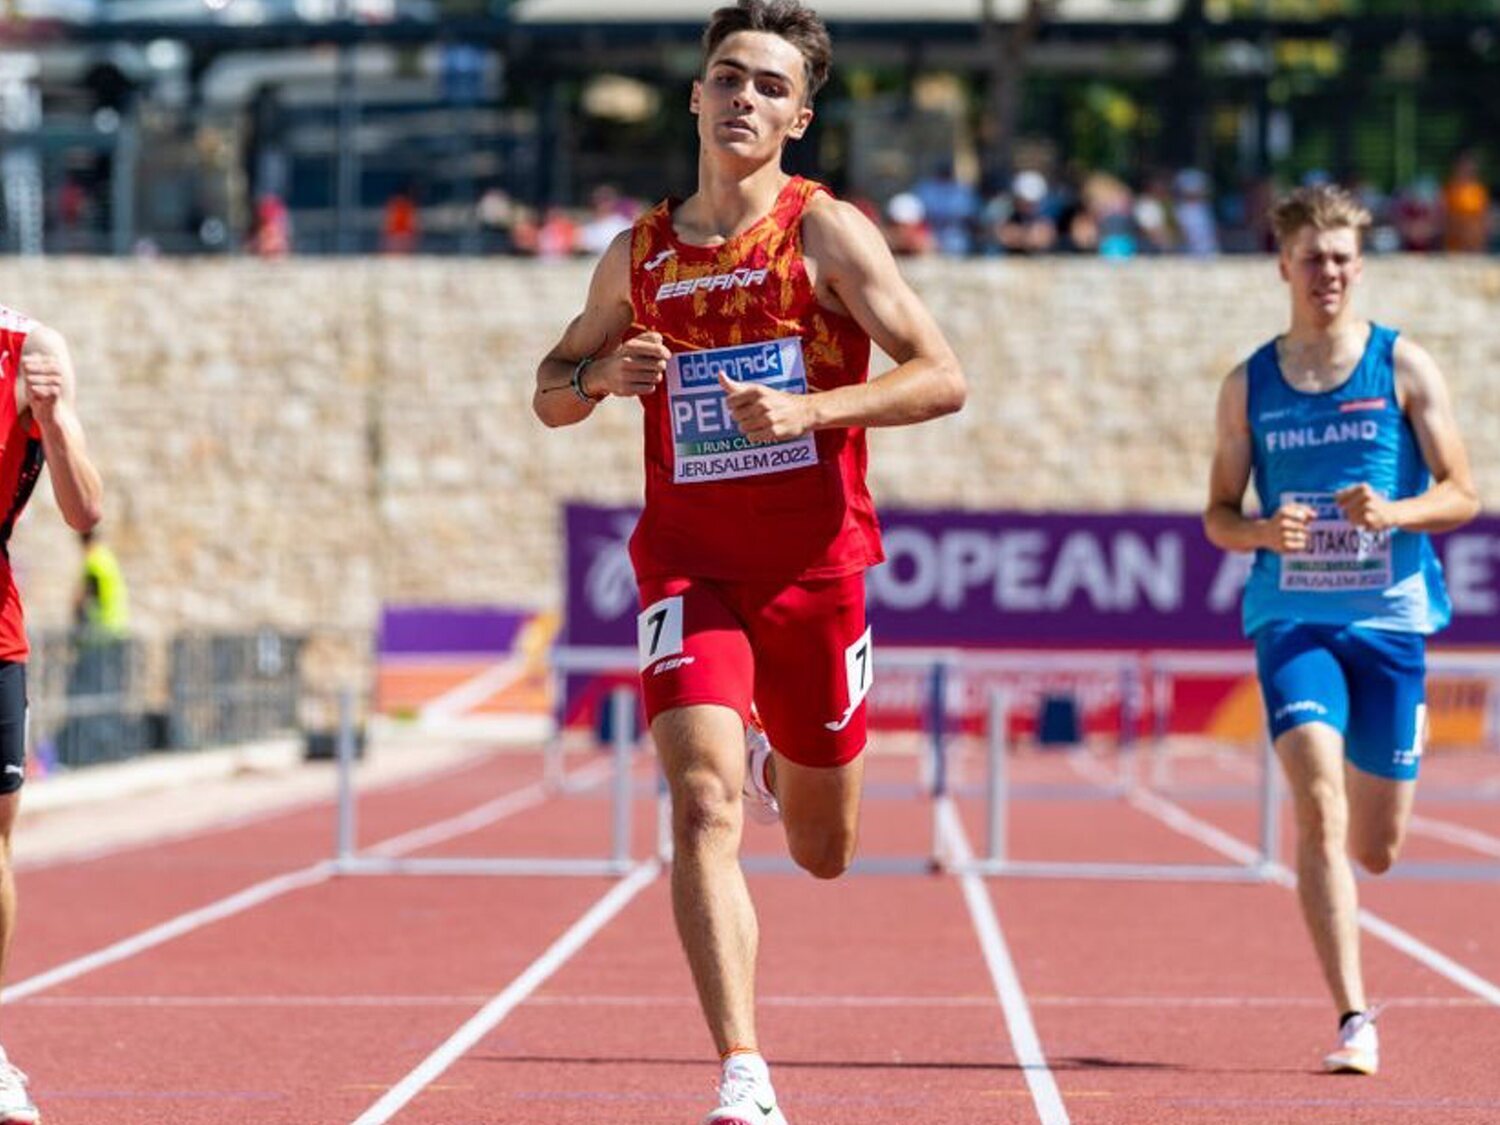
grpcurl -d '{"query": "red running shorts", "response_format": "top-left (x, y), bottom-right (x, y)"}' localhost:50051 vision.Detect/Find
top-left (636, 571), bottom-right (872, 768)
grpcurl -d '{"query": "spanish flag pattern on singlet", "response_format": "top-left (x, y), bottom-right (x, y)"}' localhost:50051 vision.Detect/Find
top-left (0, 305), bottom-right (45, 662)
top-left (627, 176), bottom-right (883, 582)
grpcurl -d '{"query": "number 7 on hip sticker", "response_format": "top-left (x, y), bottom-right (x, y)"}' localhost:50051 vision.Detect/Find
top-left (638, 596), bottom-right (685, 671)
top-left (825, 627), bottom-right (873, 733)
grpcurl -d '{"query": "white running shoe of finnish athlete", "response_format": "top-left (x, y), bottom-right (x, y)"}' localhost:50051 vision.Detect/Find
top-left (0, 1054), bottom-right (39, 1125)
top-left (742, 716), bottom-right (781, 826)
top-left (1324, 1008), bottom-right (1380, 1075)
top-left (702, 1055), bottom-right (788, 1125)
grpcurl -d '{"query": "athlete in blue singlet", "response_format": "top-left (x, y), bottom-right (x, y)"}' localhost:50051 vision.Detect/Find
top-left (1204, 184), bottom-right (1479, 1076)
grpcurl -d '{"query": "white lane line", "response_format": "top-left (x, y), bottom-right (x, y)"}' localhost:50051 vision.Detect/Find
top-left (1115, 782), bottom-right (1500, 1008)
top-left (937, 797), bottom-right (1070, 1125)
top-left (4, 764), bottom-right (607, 1005)
top-left (2, 864), bottom-right (335, 1004)
top-left (1356, 912), bottom-right (1500, 1007)
top-left (16, 748), bottom-right (506, 874)
top-left (1407, 813), bottom-right (1500, 859)
top-left (365, 760), bottom-right (611, 858)
top-left (26, 995), bottom-right (498, 1007)
top-left (27, 990), bottom-right (1490, 1011)
top-left (421, 658), bottom-right (527, 720)
top-left (351, 860), bottom-right (660, 1125)
top-left (1126, 785), bottom-right (1269, 871)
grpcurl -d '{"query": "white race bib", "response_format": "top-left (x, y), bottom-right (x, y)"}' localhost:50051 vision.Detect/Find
top-left (666, 337), bottom-right (819, 484)
top-left (1278, 491), bottom-right (1392, 592)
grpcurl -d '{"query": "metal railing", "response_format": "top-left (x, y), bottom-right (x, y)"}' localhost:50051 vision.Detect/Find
top-left (27, 628), bottom-right (304, 771)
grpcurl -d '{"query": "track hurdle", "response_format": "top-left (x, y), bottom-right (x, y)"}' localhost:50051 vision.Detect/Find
top-left (332, 682), bottom-right (649, 878)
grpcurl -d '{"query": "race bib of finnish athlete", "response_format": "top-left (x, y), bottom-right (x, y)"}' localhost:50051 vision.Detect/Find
top-left (1279, 490), bottom-right (1392, 591)
top-left (667, 337), bottom-right (819, 484)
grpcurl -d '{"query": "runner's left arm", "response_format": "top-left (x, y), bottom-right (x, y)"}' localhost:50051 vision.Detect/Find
top-left (1336, 337), bottom-right (1479, 533)
top-left (719, 197), bottom-right (964, 443)
top-left (20, 324), bottom-right (103, 532)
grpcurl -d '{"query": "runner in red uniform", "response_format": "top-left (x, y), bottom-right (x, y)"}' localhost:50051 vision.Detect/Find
top-left (534, 4), bottom-right (964, 1121)
top-left (0, 305), bottom-right (103, 1125)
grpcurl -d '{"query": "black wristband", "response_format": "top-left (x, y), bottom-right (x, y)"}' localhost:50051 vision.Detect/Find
top-left (571, 356), bottom-right (604, 404)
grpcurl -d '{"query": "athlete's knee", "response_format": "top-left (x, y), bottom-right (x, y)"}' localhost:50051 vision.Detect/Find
top-left (786, 825), bottom-right (856, 880)
top-left (1350, 829), bottom-right (1402, 875)
top-left (1353, 845), bottom-right (1396, 876)
top-left (1291, 776), bottom-right (1348, 851)
top-left (670, 772), bottom-right (740, 852)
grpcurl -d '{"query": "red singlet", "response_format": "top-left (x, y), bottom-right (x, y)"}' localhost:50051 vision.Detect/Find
top-left (0, 306), bottom-right (44, 662)
top-left (627, 177), bottom-right (883, 583)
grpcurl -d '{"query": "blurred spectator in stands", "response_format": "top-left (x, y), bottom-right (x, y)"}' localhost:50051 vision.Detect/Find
top-left (534, 205), bottom-right (580, 259)
top-left (510, 204), bottom-right (541, 254)
top-left (1345, 176), bottom-right (1400, 254)
top-left (1081, 171), bottom-right (1137, 258)
top-left (1134, 171), bottom-right (1179, 254)
top-left (1442, 151), bottom-right (1491, 253)
top-left (250, 192), bottom-right (291, 258)
top-left (1242, 175), bottom-right (1279, 254)
top-left (884, 191), bottom-right (934, 257)
top-left (477, 187), bottom-right (519, 254)
top-left (579, 184), bottom-right (635, 257)
top-left (1393, 177), bottom-right (1442, 252)
top-left (993, 170), bottom-right (1057, 256)
top-left (57, 177), bottom-right (86, 229)
top-left (912, 160), bottom-right (980, 257)
top-left (381, 186), bottom-right (420, 254)
top-left (1056, 198), bottom-right (1099, 254)
top-left (1173, 168), bottom-right (1219, 256)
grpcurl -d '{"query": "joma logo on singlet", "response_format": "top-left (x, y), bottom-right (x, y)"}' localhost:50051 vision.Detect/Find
top-left (656, 268), bottom-right (770, 301)
top-left (1264, 419), bottom-right (1379, 453)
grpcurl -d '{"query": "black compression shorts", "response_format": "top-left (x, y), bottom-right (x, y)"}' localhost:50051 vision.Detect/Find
top-left (0, 661), bottom-right (26, 794)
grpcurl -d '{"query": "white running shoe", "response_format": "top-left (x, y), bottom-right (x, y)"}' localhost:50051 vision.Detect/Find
top-left (742, 716), bottom-right (780, 826)
top-left (702, 1054), bottom-right (788, 1125)
top-left (1324, 1008), bottom-right (1379, 1075)
top-left (0, 1055), bottom-right (39, 1125)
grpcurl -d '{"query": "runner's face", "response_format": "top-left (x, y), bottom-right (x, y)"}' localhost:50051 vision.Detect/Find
top-left (692, 31), bottom-right (813, 162)
top-left (1280, 225), bottom-right (1363, 322)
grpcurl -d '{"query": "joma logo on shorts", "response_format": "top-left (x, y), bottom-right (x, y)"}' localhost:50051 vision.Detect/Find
top-left (656, 268), bottom-right (769, 301)
top-left (652, 655), bottom-right (696, 675)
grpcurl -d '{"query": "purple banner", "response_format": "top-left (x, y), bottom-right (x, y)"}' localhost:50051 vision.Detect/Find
top-left (564, 504), bottom-right (1500, 649)
top-left (380, 605), bottom-right (528, 655)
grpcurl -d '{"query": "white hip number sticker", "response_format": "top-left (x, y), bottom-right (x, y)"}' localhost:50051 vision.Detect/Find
top-left (638, 596), bottom-right (685, 671)
top-left (825, 626), bottom-right (874, 733)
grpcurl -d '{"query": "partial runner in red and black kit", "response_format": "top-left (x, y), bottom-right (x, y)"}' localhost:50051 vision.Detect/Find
top-left (0, 304), bottom-right (104, 1125)
top-left (534, 3), bottom-right (964, 1122)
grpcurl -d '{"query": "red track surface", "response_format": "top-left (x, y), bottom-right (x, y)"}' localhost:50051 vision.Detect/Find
top-left (6, 743), bottom-right (1500, 1124)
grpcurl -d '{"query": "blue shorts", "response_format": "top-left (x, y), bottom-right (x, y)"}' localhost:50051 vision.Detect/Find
top-left (1253, 621), bottom-right (1427, 781)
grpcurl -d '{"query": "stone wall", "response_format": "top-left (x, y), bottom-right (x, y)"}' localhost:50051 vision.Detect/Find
top-left (7, 256), bottom-right (1500, 651)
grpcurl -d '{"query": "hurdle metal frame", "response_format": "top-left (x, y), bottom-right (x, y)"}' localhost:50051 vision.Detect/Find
top-left (330, 645), bottom-right (1500, 882)
top-left (907, 647), bottom-right (1281, 882)
top-left (1140, 646), bottom-right (1500, 883)
top-left (333, 685), bottom-right (650, 878)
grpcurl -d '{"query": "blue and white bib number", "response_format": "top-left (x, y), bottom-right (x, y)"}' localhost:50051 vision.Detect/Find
top-left (1279, 491), bottom-right (1392, 592)
top-left (666, 337), bottom-right (819, 484)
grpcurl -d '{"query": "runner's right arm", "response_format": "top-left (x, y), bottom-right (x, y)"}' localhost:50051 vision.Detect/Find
top-left (533, 231), bottom-right (671, 428)
top-left (20, 323), bottom-right (103, 532)
top-left (1203, 363), bottom-right (1313, 555)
